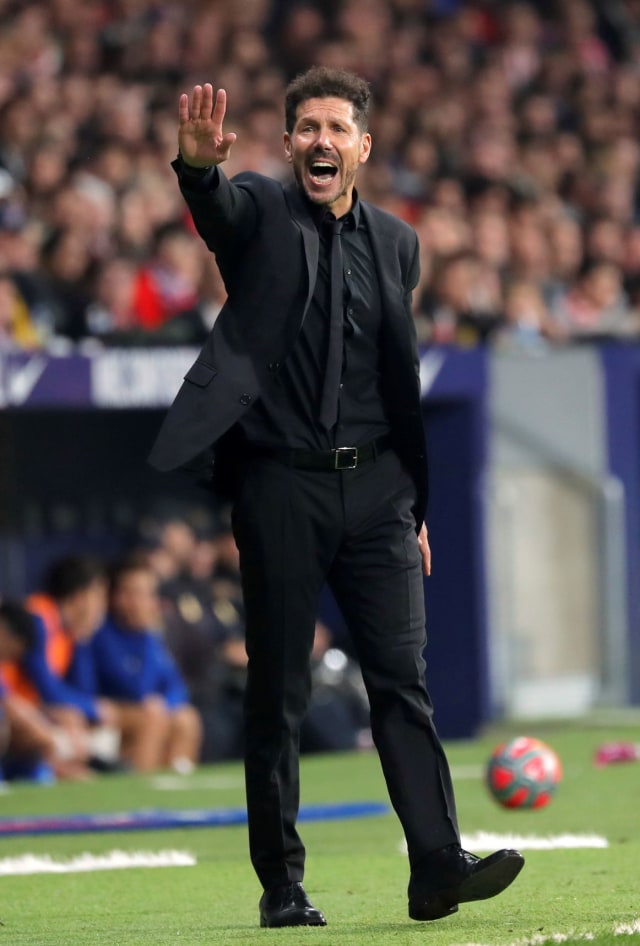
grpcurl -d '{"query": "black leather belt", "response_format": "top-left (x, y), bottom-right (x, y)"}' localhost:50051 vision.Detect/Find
top-left (251, 434), bottom-right (393, 471)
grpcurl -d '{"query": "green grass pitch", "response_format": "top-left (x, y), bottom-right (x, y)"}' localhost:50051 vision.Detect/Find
top-left (0, 722), bottom-right (638, 946)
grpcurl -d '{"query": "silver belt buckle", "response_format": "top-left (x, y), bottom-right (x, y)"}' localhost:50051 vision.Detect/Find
top-left (334, 446), bottom-right (358, 470)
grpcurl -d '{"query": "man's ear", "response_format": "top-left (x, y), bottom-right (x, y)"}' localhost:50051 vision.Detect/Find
top-left (283, 133), bottom-right (292, 163)
top-left (359, 133), bottom-right (372, 165)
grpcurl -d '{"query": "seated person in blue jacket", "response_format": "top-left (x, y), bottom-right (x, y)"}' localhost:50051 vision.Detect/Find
top-left (0, 600), bottom-right (60, 781)
top-left (2, 557), bottom-right (119, 780)
top-left (91, 554), bottom-right (203, 773)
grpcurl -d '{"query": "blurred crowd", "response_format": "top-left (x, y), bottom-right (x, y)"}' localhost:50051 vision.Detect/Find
top-left (1, 0), bottom-right (640, 354)
top-left (0, 501), bottom-right (371, 783)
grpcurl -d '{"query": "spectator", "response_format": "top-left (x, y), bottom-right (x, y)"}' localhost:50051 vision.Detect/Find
top-left (0, 270), bottom-right (41, 350)
top-left (550, 257), bottom-right (640, 340)
top-left (83, 257), bottom-right (141, 340)
top-left (162, 537), bottom-right (247, 763)
top-left (0, 600), bottom-right (58, 782)
top-left (38, 226), bottom-right (94, 342)
top-left (495, 278), bottom-right (556, 350)
top-left (420, 251), bottom-right (503, 345)
top-left (546, 212), bottom-right (584, 307)
top-left (1, 557), bottom-right (116, 779)
top-left (154, 256), bottom-right (228, 345)
top-left (131, 222), bottom-right (204, 330)
top-left (90, 554), bottom-right (202, 773)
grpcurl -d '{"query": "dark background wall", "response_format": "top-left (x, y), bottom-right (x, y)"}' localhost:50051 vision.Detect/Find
top-left (0, 368), bottom-right (491, 740)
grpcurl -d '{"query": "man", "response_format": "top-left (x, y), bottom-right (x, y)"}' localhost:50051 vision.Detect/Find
top-left (149, 67), bottom-right (524, 928)
top-left (89, 554), bottom-right (202, 773)
top-left (0, 600), bottom-right (57, 781)
top-left (2, 555), bottom-right (115, 778)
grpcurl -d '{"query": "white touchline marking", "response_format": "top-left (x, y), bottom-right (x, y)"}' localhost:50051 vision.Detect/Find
top-left (399, 832), bottom-right (609, 856)
top-left (448, 918), bottom-right (640, 946)
top-left (450, 764), bottom-right (485, 779)
top-left (0, 850), bottom-right (196, 876)
top-left (461, 831), bottom-right (609, 850)
top-left (523, 934), bottom-right (595, 943)
top-left (615, 920), bottom-right (640, 935)
top-left (150, 774), bottom-right (244, 791)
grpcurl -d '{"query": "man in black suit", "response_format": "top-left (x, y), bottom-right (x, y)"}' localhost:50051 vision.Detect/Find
top-left (149, 66), bottom-right (524, 928)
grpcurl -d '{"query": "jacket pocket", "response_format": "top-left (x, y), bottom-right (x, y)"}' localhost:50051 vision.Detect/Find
top-left (184, 360), bottom-right (217, 387)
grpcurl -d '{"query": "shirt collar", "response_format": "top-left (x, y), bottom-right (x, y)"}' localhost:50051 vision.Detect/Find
top-left (301, 188), bottom-right (361, 231)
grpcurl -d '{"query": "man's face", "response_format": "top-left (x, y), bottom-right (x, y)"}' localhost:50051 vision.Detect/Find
top-left (284, 97), bottom-right (371, 219)
top-left (64, 578), bottom-right (108, 642)
top-left (111, 568), bottom-right (161, 632)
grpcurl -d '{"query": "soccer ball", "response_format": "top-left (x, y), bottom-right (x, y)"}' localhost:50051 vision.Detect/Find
top-left (486, 736), bottom-right (562, 809)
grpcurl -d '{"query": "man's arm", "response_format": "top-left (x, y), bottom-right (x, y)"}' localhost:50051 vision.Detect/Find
top-left (404, 228), bottom-right (430, 574)
top-left (22, 618), bottom-right (101, 723)
top-left (173, 84), bottom-right (258, 252)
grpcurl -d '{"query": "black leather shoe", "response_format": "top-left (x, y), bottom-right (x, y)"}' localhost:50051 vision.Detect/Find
top-left (408, 844), bottom-right (525, 921)
top-left (259, 882), bottom-right (327, 928)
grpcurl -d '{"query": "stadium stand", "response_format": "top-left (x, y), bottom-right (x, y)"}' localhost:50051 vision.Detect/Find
top-left (0, 0), bottom-right (639, 350)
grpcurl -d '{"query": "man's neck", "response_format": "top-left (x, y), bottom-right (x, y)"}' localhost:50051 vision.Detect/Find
top-left (298, 186), bottom-right (360, 226)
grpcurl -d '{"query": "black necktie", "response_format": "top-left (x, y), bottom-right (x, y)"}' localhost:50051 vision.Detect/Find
top-left (319, 218), bottom-right (344, 430)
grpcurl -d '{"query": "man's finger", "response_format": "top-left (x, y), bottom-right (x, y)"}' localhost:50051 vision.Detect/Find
top-left (417, 523), bottom-right (431, 576)
top-left (212, 87), bottom-right (227, 130)
top-left (200, 82), bottom-right (214, 120)
top-left (189, 84), bottom-right (203, 120)
top-left (178, 92), bottom-right (190, 124)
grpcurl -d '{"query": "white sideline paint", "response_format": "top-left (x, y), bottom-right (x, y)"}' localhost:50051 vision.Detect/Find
top-left (450, 919), bottom-right (640, 946)
top-left (399, 832), bottom-right (609, 856)
top-left (615, 921), bottom-right (640, 935)
top-left (450, 764), bottom-right (485, 779)
top-left (150, 774), bottom-right (244, 791)
top-left (461, 831), bottom-right (609, 850)
top-left (0, 850), bottom-right (196, 876)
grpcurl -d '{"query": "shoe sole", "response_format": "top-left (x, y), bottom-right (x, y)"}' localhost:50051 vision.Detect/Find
top-left (260, 916), bottom-right (327, 928)
top-left (260, 915), bottom-right (327, 929)
top-left (409, 852), bottom-right (525, 922)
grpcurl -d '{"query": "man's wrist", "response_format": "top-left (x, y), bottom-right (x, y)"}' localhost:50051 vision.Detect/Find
top-left (177, 153), bottom-right (214, 175)
top-left (172, 154), bottom-right (219, 190)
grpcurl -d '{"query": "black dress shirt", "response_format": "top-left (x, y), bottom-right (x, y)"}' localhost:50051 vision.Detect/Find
top-left (238, 189), bottom-right (391, 450)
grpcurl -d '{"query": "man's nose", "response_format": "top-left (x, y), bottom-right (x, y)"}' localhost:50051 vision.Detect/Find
top-left (314, 129), bottom-right (333, 150)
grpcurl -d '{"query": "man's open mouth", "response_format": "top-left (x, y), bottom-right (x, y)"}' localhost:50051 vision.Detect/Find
top-left (308, 161), bottom-right (338, 184)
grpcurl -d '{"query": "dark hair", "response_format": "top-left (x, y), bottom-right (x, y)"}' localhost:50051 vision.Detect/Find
top-left (0, 601), bottom-right (37, 650)
top-left (109, 551), bottom-right (155, 592)
top-left (45, 555), bottom-right (106, 601)
top-left (285, 66), bottom-right (371, 134)
top-left (578, 256), bottom-right (619, 280)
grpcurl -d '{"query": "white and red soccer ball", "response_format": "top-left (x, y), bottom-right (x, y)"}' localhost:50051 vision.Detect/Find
top-left (486, 736), bottom-right (562, 809)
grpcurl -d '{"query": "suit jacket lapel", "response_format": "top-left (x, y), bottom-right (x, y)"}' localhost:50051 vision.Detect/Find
top-left (361, 202), bottom-right (403, 320)
top-left (362, 201), bottom-right (419, 378)
top-left (284, 182), bottom-right (319, 321)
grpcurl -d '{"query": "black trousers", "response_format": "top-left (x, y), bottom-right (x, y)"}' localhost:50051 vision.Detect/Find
top-left (231, 447), bottom-right (460, 889)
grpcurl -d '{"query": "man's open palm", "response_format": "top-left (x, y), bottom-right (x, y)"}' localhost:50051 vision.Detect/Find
top-left (178, 83), bottom-right (237, 168)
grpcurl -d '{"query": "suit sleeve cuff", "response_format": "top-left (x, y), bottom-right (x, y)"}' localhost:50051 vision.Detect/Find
top-left (171, 155), bottom-right (220, 191)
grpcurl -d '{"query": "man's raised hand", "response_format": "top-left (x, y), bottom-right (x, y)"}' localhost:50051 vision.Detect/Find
top-left (178, 84), bottom-right (237, 168)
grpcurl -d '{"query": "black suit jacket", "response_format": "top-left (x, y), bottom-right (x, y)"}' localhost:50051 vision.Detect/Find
top-left (148, 163), bottom-right (429, 527)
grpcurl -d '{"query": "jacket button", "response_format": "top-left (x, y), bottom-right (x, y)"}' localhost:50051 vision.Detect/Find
top-left (239, 394), bottom-right (253, 406)
top-left (268, 361), bottom-right (280, 372)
